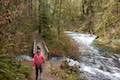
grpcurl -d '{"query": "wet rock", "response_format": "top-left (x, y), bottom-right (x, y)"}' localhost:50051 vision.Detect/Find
top-left (16, 55), bottom-right (32, 61)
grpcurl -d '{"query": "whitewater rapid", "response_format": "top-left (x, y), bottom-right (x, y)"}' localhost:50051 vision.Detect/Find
top-left (65, 31), bottom-right (120, 80)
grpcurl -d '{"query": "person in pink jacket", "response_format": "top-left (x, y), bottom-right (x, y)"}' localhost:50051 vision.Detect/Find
top-left (33, 46), bottom-right (45, 80)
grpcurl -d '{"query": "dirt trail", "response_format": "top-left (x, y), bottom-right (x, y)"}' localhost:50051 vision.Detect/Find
top-left (26, 36), bottom-right (58, 80)
top-left (23, 60), bottom-right (60, 80)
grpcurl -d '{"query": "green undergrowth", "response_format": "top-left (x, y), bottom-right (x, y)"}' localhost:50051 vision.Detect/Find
top-left (95, 39), bottom-right (120, 54)
top-left (45, 31), bottom-right (80, 60)
top-left (50, 61), bottom-right (80, 80)
top-left (0, 55), bottom-right (32, 80)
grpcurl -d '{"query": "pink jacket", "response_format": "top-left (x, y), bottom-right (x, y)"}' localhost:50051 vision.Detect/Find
top-left (33, 52), bottom-right (45, 67)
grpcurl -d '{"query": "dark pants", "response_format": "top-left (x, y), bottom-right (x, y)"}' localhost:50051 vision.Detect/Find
top-left (35, 65), bottom-right (42, 80)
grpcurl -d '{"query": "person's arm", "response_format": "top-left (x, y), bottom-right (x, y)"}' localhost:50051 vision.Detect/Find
top-left (42, 54), bottom-right (45, 63)
top-left (32, 56), bottom-right (36, 68)
top-left (40, 51), bottom-right (45, 63)
top-left (43, 56), bottom-right (45, 63)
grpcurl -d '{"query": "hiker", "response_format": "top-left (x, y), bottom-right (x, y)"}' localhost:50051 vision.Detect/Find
top-left (33, 46), bottom-right (45, 80)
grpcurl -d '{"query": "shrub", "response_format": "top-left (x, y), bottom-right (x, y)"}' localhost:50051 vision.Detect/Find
top-left (0, 55), bottom-right (32, 80)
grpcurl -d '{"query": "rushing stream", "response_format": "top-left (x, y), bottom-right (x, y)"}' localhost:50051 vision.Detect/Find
top-left (65, 31), bottom-right (120, 80)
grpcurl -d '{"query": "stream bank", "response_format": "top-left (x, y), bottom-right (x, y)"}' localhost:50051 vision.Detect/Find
top-left (96, 38), bottom-right (120, 53)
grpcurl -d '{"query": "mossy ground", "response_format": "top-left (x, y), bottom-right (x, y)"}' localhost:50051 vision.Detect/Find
top-left (0, 56), bottom-right (32, 80)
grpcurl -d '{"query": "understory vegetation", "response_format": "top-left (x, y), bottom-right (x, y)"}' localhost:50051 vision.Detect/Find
top-left (50, 61), bottom-right (80, 80)
top-left (0, 55), bottom-right (32, 80)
